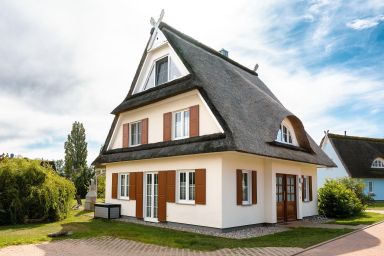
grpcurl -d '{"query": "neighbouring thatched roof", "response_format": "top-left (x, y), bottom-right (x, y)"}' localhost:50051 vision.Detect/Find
top-left (324, 133), bottom-right (384, 178)
top-left (93, 22), bottom-right (335, 167)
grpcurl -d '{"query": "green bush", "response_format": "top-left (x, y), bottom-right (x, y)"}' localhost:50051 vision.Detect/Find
top-left (97, 174), bottom-right (106, 199)
top-left (338, 177), bottom-right (373, 205)
top-left (0, 158), bottom-right (76, 225)
top-left (318, 179), bottom-right (364, 218)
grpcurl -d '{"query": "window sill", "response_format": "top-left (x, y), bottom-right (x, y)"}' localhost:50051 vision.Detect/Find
top-left (172, 136), bottom-right (190, 141)
top-left (176, 200), bottom-right (195, 205)
top-left (242, 202), bottom-right (252, 206)
top-left (118, 197), bottom-right (130, 201)
top-left (129, 144), bottom-right (141, 147)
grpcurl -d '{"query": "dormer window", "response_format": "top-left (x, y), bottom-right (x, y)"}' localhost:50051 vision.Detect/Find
top-left (372, 158), bottom-right (384, 168)
top-left (276, 124), bottom-right (293, 144)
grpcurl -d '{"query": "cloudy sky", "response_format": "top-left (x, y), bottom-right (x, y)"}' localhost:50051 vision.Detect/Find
top-left (1, 0), bottom-right (383, 164)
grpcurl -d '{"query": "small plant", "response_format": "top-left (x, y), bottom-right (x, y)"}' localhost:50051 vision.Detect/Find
top-left (318, 179), bottom-right (364, 218)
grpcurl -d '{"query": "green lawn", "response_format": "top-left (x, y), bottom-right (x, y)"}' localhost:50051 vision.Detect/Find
top-left (0, 208), bottom-right (352, 251)
top-left (328, 212), bottom-right (384, 226)
top-left (367, 202), bottom-right (384, 210)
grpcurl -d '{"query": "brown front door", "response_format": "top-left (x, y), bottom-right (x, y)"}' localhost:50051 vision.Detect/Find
top-left (276, 174), bottom-right (297, 222)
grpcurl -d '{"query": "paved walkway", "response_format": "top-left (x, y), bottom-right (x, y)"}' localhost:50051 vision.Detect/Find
top-left (296, 221), bottom-right (384, 256)
top-left (0, 237), bottom-right (303, 256)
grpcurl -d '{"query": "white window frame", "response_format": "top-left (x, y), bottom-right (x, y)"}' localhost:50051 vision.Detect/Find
top-left (172, 109), bottom-right (190, 140)
top-left (129, 121), bottom-right (142, 147)
top-left (276, 123), bottom-right (294, 145)
top-left (176, 170), bottom-right (195, 204)
top-left (368, 181), bottom-right (374, 193)
top-left (154, 55), bottom-right (170, 86)
top-left (119, 173), bottom-right (130, 200)
top-left (303, 176), bottom-right (310, 202)
top-left (242, 170), bottom-right (252, 205)
top-left (371, 158), bottom-right (384, 168)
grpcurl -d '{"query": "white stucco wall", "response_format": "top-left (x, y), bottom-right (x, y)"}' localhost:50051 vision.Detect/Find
top-left (317, 137), bottom-right (349, 188)
top-left (105, 153), bottom-right (223, 228)
top-left (221, 153), bottom-right (265, 228)
top-left (107, 90), bottom-right (223, 150)
top-left (105, 151), bottom-right (318, 228)
top-left (221, 152), bottom-right (318, 228)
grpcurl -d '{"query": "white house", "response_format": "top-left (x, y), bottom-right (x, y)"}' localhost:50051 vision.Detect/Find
top-left (93, 21), bottom-right (335, 229)
top-left (318, 133), bottom-right (384, 200)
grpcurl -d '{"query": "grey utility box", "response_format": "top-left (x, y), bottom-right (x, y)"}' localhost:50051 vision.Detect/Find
top-left (94, 203), bottom-right (121, 219)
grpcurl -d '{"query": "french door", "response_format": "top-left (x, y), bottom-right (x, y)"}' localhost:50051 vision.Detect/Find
top-left (276, 174), bottom-right (297, 222)
top-left (144, 172), bottom-right (158, 222)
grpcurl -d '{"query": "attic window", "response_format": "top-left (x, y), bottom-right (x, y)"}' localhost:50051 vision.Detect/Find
top-left (276, 124), bottom-right (293, 144)
top-left (372, 158), bottom-right (384, 168)
top-left (155, 56), bottom-right (168, 86)
top-left (141, 55), bottom-right (182, 92)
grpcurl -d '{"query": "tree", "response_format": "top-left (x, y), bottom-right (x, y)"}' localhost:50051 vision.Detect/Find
top-left (64, 121), bottom-right (93, 198)
top-left (54, 159), bottom-right (65, 176)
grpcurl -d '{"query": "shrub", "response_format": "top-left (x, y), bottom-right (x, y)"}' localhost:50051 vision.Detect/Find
top-left (97, 174), bottom-right (106, 199)
top-left (0, 158), bottom-right (76, 225)
top-left (318, 179), bottom-right (364, 218)
top-left (338, 177), bottom-right (374, 205)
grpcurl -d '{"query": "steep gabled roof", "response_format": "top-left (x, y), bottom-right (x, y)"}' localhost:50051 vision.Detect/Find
top-left (93, 23), bottom-right (335, 167)
top-left (325, 133), bottom-right (384, 178)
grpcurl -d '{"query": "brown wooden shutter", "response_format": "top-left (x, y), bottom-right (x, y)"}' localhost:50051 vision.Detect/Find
top-left (236, 169), bottom-right (242, 205)
top-left (129, 172), bottom-right (136, 200)
top-left (309, 176), bottom-right (313, 201)
top-left (163, 112), bottom-right (172, 141)
top-left (141, 118), bottom-right (148, 145)
top-left (301, 175), bottom-right (305, 202)
top-left (122, 123), bottom-right (129, 148)
top-left (111, 173), bottom-right (118, 199)
top-left (158, 172), bottom-right (167, 222)
top-left (135, 172), bottom-right (143, 219)
top-left (195, 169), bottom-right (206, 205)
top-left (189, 105), bottom-right (199, 137)
top-left (166, 171), bottom-right (176, 203)
top-left (252, 171), bottom-right (257, 204)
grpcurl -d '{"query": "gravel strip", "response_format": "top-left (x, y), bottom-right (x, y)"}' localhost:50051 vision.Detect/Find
top-left (115, 217), bottom-right (289, 239)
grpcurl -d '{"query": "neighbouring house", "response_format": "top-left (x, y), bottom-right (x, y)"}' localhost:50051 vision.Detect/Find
top-left (318, 133), bottom-right (384, 200)
top-left (93, 21), bottom-right (335, 229)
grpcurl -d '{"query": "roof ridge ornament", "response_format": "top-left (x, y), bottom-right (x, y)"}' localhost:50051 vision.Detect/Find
top-left (147, 9), bottom-right (165, 51)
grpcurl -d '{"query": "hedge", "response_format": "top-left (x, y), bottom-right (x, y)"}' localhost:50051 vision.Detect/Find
top-left (0, 158), bottom-right (76, 225)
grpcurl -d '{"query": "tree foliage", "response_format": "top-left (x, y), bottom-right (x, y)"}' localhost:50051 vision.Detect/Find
top-left (97, 174), bottom-right (106, 199)
top-left (0, 158), bottom-right (75, 225)
top-left (64, 121), bottom-right (93, 198)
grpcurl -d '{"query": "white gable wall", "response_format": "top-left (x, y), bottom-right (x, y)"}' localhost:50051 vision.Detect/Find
top-left (317, 137), bottom-right (349, 188)
top-left (107, 90), bottom-right (224, 150)
top-left (133, 34), bottom-right (189, 94)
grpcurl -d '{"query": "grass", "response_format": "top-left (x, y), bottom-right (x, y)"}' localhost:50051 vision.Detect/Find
top-left (328, 212), bottom-right (384, 226)
top-left (0, 208), bottom-right (352, 251)
top-left (367, 201), bottom-right (384, 210)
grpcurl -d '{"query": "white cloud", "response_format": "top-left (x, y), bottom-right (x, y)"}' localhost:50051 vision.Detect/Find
top-left (346, 15), bottom-right (384, 30)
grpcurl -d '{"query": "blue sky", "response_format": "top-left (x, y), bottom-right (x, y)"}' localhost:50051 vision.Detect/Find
top-left (0, 0), bottom-right (383, 163)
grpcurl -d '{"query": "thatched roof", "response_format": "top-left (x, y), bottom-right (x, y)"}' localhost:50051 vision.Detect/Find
top-left (93, 23), bottom-right (335, 167)
top-left (324, 133), bottom-right (384, 178)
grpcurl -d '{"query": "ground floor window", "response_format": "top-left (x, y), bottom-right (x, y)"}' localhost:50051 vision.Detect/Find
top-left (242, 171), bottom-right (251, 205)
top-left (177, 170), bottom-right (195, 204)
top-left (368, 181), bottom-right (374, 193)
top-left (119, 173), bottom-right (129, 199)
top-left (302, 176), bottom-right (310, 202)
